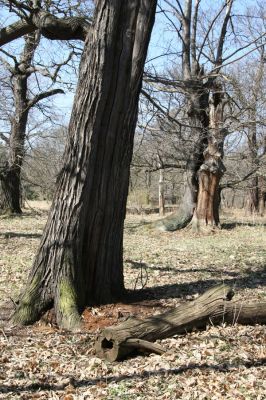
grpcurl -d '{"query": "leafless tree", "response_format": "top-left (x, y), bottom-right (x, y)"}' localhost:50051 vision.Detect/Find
top-left (0, 30), bottom-right (67, 213)
top-left (142, 0), bottom-right (265, 231)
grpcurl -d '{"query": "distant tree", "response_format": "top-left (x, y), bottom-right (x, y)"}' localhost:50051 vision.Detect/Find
top-left (0, 0), bottom-right (94, 213)
top-left (0, 31), bottom-right (64, 213)
top-left (143, 0), bottom-right (264, 231)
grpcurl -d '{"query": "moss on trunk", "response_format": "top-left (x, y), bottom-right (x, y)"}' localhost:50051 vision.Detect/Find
top-left (12, 274), bottom-right (48, 325)
top-left (56, 278), bottom-right (81, 331)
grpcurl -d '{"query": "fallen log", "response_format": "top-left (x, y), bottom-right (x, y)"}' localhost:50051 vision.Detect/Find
top-left (95, 285), bottom-right (266, 361)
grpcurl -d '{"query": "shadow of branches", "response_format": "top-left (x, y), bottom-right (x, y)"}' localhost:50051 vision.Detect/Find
top-left (125, 262), bottom-right (266, 302)
top-left (0, 358), bottom-right (265, 395)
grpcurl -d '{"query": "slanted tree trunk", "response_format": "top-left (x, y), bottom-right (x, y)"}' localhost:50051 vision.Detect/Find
top-left (12, 0), bottom-right (157, 330)
top-left (95, 284), bottom-right (266, 361)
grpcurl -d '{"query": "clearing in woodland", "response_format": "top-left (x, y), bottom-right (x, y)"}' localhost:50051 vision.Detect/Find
top-left (0, 203), bottom-right (265, 399)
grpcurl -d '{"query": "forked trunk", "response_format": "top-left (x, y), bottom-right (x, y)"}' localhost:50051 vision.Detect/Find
top-left (12, 0), bottom-right (157, 330)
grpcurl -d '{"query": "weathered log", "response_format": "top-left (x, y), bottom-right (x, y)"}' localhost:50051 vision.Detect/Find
top-left (95, 285), bottom-right (266, 361)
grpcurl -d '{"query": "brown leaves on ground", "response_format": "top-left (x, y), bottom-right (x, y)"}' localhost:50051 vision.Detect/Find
top-left (0, 204), bottom-right (265, 399)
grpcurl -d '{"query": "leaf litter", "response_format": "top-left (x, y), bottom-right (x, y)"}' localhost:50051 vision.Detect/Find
top-left (0, 206), bottom-right (265, 399)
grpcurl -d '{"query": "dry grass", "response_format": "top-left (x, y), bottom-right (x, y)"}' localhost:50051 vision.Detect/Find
top-left (0, 203), bottom-right (265, 399)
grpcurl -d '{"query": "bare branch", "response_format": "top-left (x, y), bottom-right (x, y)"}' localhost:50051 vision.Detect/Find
top-left (197, 3), bottom-right (227, 63)
top-left (215, 0), bottom-right (234, 68)
top-left (0, 9), bottom-right (91, 47)
top-left (28, 88), bottom-right (64, 108)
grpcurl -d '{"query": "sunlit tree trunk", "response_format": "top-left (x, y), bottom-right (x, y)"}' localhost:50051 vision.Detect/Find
top-left (191, 88), bottom-right (226, 231)
top-left (13, 0), bottom-right (157, 330)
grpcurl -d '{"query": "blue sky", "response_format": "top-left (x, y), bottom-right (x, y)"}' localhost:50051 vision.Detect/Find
top-left (0, 0), bottom-right (263, 128)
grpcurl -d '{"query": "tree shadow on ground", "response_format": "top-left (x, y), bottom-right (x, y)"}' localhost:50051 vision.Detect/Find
top-left (221, 221), bottom-right (266, 230)
top-left (0, 232), bottom-right (42, 239)
top-left (126, 260), bottom-right (240, 276)
top-left (125, 263), bottom-right (266, 303)
top-left (0, 358), bottom-right (265, 395)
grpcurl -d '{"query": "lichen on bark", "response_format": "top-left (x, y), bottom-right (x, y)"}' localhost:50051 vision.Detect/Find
top-left (57, 278), bottom-right (81, 331)
top-left (12, 273), bottom-right (44, 325)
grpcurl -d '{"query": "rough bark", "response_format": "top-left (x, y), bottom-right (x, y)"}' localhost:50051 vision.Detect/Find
top-left (0, 10), bottom-right (90, 47)
top-left (191, 86), bottom-right (226, 231)
top-left (191, 142), bottom-right (225, 231)
top-left (95, 284), bottom-right (266, 361)
top-left (12, 0), bottom-right (157, 330)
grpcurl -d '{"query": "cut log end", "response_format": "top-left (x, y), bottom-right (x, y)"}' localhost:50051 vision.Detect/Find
top-left (95, 335), bottom-right (130, 362)
top-left (95, 335), bottom-right (166, 362)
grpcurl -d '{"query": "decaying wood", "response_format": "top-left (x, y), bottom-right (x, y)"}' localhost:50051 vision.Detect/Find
top-left (95, 285), bottom-right (266, 361)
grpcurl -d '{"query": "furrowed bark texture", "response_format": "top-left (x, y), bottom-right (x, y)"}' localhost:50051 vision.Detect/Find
top-left (95, 285), bottom-right (266, 361)
top-left (12, 0), bottom-right (157, 330)
top-left (191, 88), bottom-right (226, 231)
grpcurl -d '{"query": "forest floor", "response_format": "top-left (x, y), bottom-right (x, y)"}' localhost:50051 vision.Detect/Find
top-left (0, 202), bottom-right (265, 399)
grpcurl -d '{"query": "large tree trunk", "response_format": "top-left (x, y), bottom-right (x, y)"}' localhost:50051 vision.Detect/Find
top-left (0, 166), bottom-right (23, 214)
top-left (95, 284), bottom-right (266, 361)
top-left (12, 0), bottom-right (157, 330)
top-left (191, 142), bottom-right (224, 231)
top-left (191, 88), bottom-right (226, 231)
